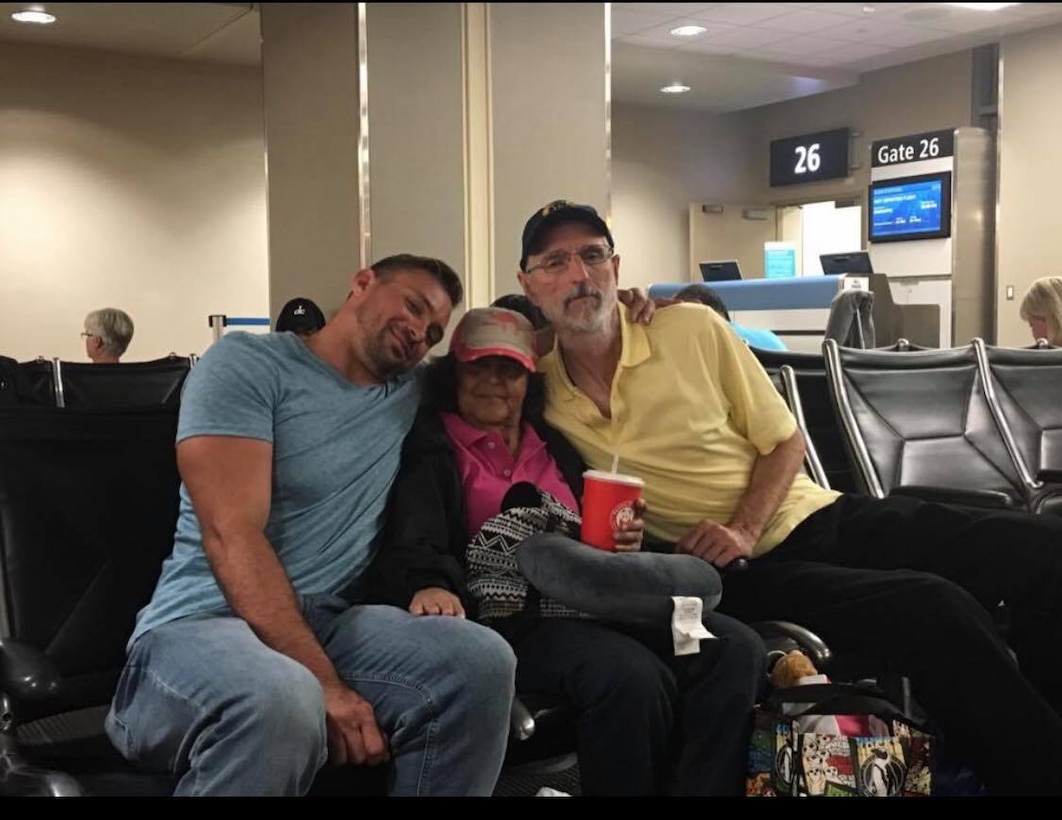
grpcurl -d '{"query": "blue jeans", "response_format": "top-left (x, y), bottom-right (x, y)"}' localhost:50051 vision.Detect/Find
top-left (105, 595), bottom-right (517, 796)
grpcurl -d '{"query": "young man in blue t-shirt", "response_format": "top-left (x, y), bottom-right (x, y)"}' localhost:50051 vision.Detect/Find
top-left (106, 254), bottom-right (517, 796)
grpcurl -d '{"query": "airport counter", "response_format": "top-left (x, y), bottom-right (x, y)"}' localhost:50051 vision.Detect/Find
top-left (649, 274), bottom-right (939, 352)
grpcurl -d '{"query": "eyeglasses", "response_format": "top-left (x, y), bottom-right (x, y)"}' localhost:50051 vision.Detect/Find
top-left (80, 332), bottom-right (97, 339)
top-left (525, 245), bottom-right (615, 276)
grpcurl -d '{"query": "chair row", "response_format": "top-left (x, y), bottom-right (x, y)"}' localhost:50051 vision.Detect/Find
top-left (0, 354), bottom-right (196, 410)
top-left (752, 338), bottom-right (1062, 515)
top-left (0, 402), bottom-right (832, 796)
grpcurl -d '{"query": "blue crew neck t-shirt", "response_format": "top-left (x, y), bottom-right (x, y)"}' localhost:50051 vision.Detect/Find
top-left (732, 323), bottom-right (787, 351)
top-left (130, 331), bottom-right (421, 646)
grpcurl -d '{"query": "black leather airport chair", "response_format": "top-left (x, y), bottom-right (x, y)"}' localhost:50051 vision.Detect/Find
top-left (974, 338), bottom-right (1062, 515)
top-left (750, 347), bottom-right (858, 493)
top-left (875, 337), bottom-right (932, 353)
top-left (0, 406), bottom-right (182, 795)
top-left (0, 406), bottom-right (395, 796)
top-left (1, 358), bottom-right (60, 407)
top-left (55, 355), bottom-right (192, 410)
top-left (778, 364), bottom-right (830, 489)
top-left (822, 339), bottom-right (1027, 510)
top-left (0, 357), bottom-right (26, 407)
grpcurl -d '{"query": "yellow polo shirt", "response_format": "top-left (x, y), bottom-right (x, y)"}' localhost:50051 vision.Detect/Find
top-left (539, 303), bottom-right (840, 557)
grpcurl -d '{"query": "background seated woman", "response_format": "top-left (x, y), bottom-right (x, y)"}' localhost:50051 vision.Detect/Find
top-left (370, 307), bottom-right (766, 796)
top-left (1020, 277), bottom-right (1062, 347)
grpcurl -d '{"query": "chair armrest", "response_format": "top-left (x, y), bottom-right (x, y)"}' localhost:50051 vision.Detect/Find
top-left (510, 696), bottom-right (536, 742)
top-left (749, 620), bottom-right (832, 670)
top-left (0, 638), bottom-right (62, 700)
top-left (1037, 469), bottom-right (1062, 485)
top-left (890, 484), bottom-right (1017, 510)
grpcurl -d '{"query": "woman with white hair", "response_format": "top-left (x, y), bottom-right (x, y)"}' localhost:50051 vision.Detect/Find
top-left (83, 307), bottom-right (134, 363)
top-left (1019, 277), bottom-right (1062, 347)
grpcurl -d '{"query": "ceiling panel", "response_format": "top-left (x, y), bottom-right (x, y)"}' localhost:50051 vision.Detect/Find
top-left (689, 25), bottom-right (790, 49)
top-left (690, 3), bottom-right (793, 26)
top-left (613, 3), bottom-right (721, 16)
top-left (611, 7), bottom-right (674, 36)
top-left (0, 3), bottom-right (255, 60)
top-left (630, 19), bottom-right (738, 44)
top-left (2, 3), bottom-right (1062, 114)
top-left (754, 8), bottom-right (857, 33)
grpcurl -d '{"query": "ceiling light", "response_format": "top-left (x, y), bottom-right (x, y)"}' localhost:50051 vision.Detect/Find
top-left (863, 5), bottom-right (876, 12)
top-left (11, 9), bottom-right (56, 24)
top-left (670, 25), bottom-right (706, 37)
top-left (660, 83), bottom-right (691, 94)
top-left (945, 3), bottom-right (1021, 10)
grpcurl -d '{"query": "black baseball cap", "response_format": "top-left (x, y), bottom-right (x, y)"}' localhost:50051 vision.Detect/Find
top-left (520, 200), bottom-right (614, 271)
top-left (275, 297), bottom-right (326, 334)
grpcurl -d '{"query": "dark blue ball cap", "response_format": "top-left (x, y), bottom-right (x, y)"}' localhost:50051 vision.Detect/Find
top-left (520, 200), bottom-right (614, 271)
top-left (275, 297), bottom-right (326, 334)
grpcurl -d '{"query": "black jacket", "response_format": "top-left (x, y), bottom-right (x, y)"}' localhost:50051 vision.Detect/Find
top-left (367, 407), bottom-right (588, 617)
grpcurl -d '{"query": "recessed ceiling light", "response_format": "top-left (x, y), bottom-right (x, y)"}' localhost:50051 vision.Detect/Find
top-left (863, 5), bottom-right (876, 13)
top-left (670, 25), bottom-right (706, 37)
top-left (11, 9), bottom-right (56, 24)
top-left (660, 83), bottom-right (691, 94)
top-left (945, 3), bottom-right (1021, 10)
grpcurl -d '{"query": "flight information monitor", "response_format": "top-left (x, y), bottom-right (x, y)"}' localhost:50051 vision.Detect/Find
top-left (869, 171), bottom-right (952, 243)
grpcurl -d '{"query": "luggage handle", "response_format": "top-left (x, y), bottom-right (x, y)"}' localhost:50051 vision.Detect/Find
top-left (764, 683), bottom-right (924, 728)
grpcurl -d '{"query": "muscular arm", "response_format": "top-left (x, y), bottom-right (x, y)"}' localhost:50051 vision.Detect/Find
top-left (178, 435), bottom-right (388, 766)
top-left (677, 430), bottom-right (805, 567)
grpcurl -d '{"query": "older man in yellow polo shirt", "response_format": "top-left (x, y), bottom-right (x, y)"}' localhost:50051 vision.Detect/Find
top-left (516, 199), bottom-right (1062, 796)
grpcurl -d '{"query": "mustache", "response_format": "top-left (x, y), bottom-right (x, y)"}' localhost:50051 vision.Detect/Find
top-left (563, 282), bottom-right (602, 309)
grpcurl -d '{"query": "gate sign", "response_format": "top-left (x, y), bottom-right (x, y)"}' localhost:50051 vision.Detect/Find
top-left (770, 128), bottom-right (851, 187)
top-left (871, 129), bottom-right (955, 168)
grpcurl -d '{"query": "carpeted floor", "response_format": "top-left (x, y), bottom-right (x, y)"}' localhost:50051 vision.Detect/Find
top-left (492, 754), bottom-right (581, 797)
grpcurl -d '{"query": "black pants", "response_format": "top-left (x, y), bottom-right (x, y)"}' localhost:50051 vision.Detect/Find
top-left (513, 612), bottom-right (766, 796)
top-left (716, 492), bottom-right (1062, 796)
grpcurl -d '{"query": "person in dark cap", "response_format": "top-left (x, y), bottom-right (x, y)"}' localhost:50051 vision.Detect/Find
top-left (275, 297), bottom-right (326, 338)
top-left (516, 197), bottom-right (1062, 796)
top-left (490, 293), bottom-right (550, 331)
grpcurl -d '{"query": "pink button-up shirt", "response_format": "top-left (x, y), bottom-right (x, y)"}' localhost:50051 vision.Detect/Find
top-left (441, 412), bottom-right (581, 536)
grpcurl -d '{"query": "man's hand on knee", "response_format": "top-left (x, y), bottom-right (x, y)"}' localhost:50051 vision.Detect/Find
top-left (323, 685), bottom-right (390, 767)
top-left (676, 520), bottom-right (755, 569)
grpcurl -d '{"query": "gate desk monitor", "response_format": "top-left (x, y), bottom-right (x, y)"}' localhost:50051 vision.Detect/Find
top-left (699, 260), bottom-right (742, 283)
top-left (820, 251), bottom-right (874, 276)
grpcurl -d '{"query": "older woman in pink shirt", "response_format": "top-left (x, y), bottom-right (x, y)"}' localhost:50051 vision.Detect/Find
top-left (370, 307), bottom-right (766, 796)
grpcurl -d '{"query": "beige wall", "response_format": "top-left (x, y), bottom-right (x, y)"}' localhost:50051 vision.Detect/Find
top-left (261, 3), bottom-right (362, 322)
top-left (611, 103), bottom-right (755, 291)
top-left (490, 2), bottom-right (608, 299)
top-left (997, 24), bottom-right (1062, 346)
top-left (0, 43), bottom-right (267, 363)
top-left (740, 50), bottom-right (973, 209)
top-left (367, 3), bottom-right (465, 276)
top-left (611, 51), bottom-right (974, 291)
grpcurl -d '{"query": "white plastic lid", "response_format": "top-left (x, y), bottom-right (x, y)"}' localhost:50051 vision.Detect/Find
top-left (583, 469), bottom-right (644, 487)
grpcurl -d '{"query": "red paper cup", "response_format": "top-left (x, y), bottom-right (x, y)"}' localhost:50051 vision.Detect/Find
top-left (581, 469), bottom-right (645, 551)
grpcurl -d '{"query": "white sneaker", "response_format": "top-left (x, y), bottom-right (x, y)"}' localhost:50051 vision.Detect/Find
top-left (535, 787), bottom-right (571, 797)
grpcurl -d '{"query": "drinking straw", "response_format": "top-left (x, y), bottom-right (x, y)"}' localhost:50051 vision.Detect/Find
top-left (611, 452), bottom-right (619, 473)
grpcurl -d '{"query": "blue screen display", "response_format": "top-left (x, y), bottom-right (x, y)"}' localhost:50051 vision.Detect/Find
top-left (871, 177), bottom-right (946, 240)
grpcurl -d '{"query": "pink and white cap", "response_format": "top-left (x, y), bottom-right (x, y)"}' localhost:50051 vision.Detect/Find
top-left (450, 307), bottom-right (537, 372)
